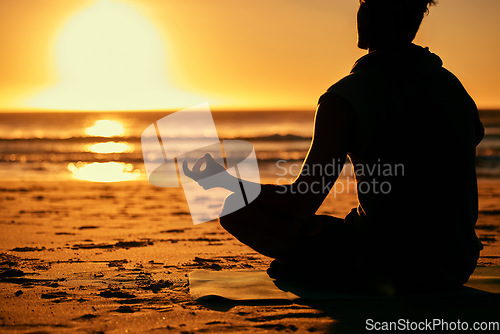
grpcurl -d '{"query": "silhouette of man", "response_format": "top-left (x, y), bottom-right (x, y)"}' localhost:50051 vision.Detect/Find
top-left (184, 0), bottom-right (484, 293)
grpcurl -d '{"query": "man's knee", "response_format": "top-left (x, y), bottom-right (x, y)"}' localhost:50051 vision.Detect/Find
top-left (219, 193), bottom-right (245, 232)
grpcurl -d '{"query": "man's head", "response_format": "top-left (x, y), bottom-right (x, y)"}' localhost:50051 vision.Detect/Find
top-left (357, 0), bottom-right (437, 50)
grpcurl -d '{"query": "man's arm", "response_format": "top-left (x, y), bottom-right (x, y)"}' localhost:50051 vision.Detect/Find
top-left (182, 93), bottom-right (354, 219)
top-left (264, 93), bottom-right (354, 218)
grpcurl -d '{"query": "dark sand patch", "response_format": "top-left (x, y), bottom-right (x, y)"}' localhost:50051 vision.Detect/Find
top-left (135, 272), bottom-right (173, 293)
top-left (73, 314), bottom-right (99, 321)
top-left (254, 324), bottom-right (299, 331)
top-left (0, 269), bottom-right (25, 278)
top-left (10, 247), bottom-right (46, 252)
top-left (0, 188), bottom-right (30, 192)
top-left (99, 288), bottom-right (136, 299)
top-left (160, 229), bottom-right (186, 233)
top-left (72, 240), bottom-right (153, 250)
top-left (115, 305), bottom-right (139, 313)
top-left (108, 259), bottom-right (128, 268)
top-left (77, 225), bottom-right (99, 230)
top-left (172, 211), bottom-right (191, 216)
top-left (40, 291), bottom-right (69, 299)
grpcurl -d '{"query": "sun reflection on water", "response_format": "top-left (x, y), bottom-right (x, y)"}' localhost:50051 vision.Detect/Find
top-left (86, 120), bottom-right (125, 137)
top-left (86, 141), bottom-right (133, 154)
top-left (68, 161), bottom-right (140, 182)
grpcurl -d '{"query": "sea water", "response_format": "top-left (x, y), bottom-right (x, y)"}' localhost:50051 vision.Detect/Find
top-left (0, 110), bottom-right (498, 182)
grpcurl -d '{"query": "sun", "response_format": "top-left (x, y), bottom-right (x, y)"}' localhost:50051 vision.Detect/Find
top-left (26, 0), bottom-right (206, 111)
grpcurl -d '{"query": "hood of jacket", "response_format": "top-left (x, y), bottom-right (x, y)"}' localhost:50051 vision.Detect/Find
top-left (351, 43), bottom-right (443, 79)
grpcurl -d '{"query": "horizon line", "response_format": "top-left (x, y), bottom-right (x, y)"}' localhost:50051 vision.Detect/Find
top-left (0, 107), bottom-right (318, 113)
top-left (1, 107), bottom-right (500, 113)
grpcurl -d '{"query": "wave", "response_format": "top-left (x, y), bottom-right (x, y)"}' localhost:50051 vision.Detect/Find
top-left (0, 133), bottom-right (312, 142)
top-left (3, 132), bottom-right (500, 143)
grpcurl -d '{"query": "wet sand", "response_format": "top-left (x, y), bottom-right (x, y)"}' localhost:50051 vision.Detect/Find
top-left (0, 179), bottom-right (499, 333)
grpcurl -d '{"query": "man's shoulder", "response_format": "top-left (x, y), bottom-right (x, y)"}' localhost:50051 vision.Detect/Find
top-left (323, 67), bottom-right (386, 105)
top-left (435, 67), bottom-right (469, 90)
top-left (427, 66), bottom-right (475, 104)
top-left (326, 67), bottom-right (383, 95)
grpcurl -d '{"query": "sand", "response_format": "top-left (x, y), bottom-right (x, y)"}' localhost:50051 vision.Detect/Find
top-left (0, 179), bottom-right (499, 333)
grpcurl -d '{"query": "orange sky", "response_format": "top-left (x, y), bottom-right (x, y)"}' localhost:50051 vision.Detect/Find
top-left (0, 0), bottom-right (499, 111)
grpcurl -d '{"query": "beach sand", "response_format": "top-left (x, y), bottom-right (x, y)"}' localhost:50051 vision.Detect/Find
top-left (0, 179), bottom-right (499, 333)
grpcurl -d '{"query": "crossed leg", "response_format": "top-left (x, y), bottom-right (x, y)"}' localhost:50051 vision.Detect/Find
top-left (219, 193), bottom-right (360, 284)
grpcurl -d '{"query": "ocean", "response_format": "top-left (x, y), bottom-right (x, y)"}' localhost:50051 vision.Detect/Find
top-left (0, 110), bottom-right (499, 183)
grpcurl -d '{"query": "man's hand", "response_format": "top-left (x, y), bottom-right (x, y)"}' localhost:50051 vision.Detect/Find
top-left (182, 153), bottom-right (232, 190)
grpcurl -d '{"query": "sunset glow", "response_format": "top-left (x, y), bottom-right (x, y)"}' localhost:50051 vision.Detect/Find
top-left (25, 0), bottom-right (205, 111)
top-left (0, 1), bottom-right (499, 110)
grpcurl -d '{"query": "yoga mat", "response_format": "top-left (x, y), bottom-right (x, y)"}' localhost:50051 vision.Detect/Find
top-left (189, 270), bottom-right (298, 301)
top-left (189, 267), bottom-right (500, 301)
